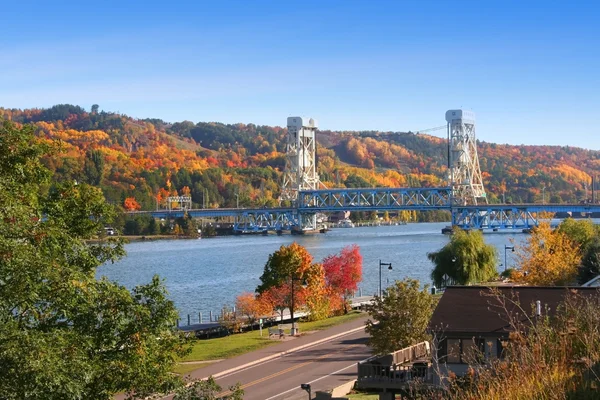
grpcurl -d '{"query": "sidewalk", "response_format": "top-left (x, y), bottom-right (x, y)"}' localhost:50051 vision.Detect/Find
top-left (183, 314), bottom-right (369, 381)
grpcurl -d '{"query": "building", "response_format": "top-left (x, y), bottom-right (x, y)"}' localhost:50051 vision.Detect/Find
top-left (428, 285), bottom-right (600, 384)
top-left (357, 285), bottom-right (600, 398)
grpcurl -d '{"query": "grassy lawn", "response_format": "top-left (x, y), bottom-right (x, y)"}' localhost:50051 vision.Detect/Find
top-left (180, 310), bottom-right (365, 363)
top-left (299, 310), bottom-right (364, 332)
top-left (180, 329), bottom-right (277, 362)
top-left (172, 362), bottom-right (213, 376)
top-left (346, 392), bottom-right (379, 399)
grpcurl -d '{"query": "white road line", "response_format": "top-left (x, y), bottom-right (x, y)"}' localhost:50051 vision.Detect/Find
top-left (263, 355), bottom-right (372, 400)
top-left (212, 326), bottom-right (365, 380)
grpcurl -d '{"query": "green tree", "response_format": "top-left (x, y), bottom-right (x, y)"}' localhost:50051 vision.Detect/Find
top-left (578, 237), bottom-right (600, 284)
top-left (343, 174), bottom-right (371, 188)
top-left (556, 218), bottom-right (598, 249)
top-left (428, 228), bottom-right (498, 287)
top-left (256, 242), bottom-right (313, 294)
top-left (147, 217), bottom-right (161, 235)
top-left (82, 149), bottom-right (105, 185)
top-left (0, 121), bottom-right (189, 399)
top-left (365, 278), bottom-right (435, 355)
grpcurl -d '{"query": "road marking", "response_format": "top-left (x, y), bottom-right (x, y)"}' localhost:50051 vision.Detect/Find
top-left (264, 354), bottom-right (374, 400)
top-left (212, 325), bottom-right (366, 380)
top-left (218, 344), bottom-right (361, 398)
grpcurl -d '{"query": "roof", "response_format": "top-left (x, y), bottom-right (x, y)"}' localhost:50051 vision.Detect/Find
top-left (582, 275), bottom-right (600, 287)
top-left (428, 286), bottom-right (600, 335)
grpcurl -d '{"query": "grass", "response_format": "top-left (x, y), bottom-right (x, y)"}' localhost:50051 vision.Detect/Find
top-left (299, 310), bottom-right (364, 332)
top-left (180, 329), bottom-right (277, 362)
top-left (180, 310), bottom-right (365, 363)
top-left (172, 362), bottom-right (213, 375)
top-left (346, 393), bottom-right (379, 399)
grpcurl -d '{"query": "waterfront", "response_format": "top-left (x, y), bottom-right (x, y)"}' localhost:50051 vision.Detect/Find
top-left (97, 222), bottom-right (526, 320)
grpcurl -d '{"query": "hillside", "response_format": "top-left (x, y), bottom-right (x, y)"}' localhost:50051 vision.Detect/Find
top-left (2, 104), bottom-right (599, 213)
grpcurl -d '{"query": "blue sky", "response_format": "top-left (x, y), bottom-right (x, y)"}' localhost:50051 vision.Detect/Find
top-left (1, 1), bottom-right (599, 149)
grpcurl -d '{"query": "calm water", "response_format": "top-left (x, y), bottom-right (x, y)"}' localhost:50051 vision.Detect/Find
top-left (97, 223), bottom-right (526, 320)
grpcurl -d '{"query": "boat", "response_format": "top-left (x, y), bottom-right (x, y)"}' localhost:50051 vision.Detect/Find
top-left (337, 219), bottom-right (355, 228)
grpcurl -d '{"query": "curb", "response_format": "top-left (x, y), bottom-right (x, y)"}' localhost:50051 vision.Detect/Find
top-left (208, 325), bottom-right (366, 379)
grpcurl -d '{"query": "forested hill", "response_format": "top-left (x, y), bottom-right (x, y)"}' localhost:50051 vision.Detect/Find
top-left (2, 104), bottom-right (599, 211)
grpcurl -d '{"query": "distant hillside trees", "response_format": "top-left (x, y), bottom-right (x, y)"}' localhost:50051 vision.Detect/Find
top-left (2, 103), bottom-right (600, 220)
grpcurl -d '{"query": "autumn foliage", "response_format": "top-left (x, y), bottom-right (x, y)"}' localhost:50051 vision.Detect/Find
top-left (512, 222), bottom-right (581, 285)
top-left (123, 197), bottom-right (141, 211)
top-left (322, 244), bottom-right (363, 313)
top-left (253, 243), bottom-right (364, 322)
top-left (3, 104), bottom-right (600, 216)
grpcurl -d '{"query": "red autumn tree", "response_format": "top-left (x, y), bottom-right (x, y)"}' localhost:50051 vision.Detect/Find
top-left (123, 196), bottom-right (141, 211)
top-left (261, 283), bottom-right (307, 323)
top-left (322, 244), bottom-right (363, 313)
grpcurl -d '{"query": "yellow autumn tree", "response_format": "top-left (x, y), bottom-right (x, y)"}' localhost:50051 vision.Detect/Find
top-left (513, 222), bottom-right (581, 285)
top-left (303, 263), bottom-right (333, 321)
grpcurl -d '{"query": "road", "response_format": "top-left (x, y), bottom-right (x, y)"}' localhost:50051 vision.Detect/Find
top-left (215, 328), bottom-right (370, 399)
top-left (182, 315), bottom-right (372, 400)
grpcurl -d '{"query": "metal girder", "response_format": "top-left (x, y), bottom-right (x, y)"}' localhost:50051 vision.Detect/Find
top-left (446, 110), bottom-right (487, 205)
top-left (233, 210), bottom-right (299, 232)
top-left (135, 200), bottom-right (600, 234)
top-left (298, 187), bottom-right (453, 212)
top-left (452, 204), bottom-right (600, 230)
top-left (279, 117), bottom-right (322, 204)
top-left (452, 207), bottom-right (539, 230)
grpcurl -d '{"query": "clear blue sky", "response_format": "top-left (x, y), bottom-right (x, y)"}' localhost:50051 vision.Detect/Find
top-left (1, 0), bottom-right (599, 149)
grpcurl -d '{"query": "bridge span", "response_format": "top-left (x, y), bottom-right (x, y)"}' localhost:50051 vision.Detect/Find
top-left (136, 186), bottom-right (600, 233)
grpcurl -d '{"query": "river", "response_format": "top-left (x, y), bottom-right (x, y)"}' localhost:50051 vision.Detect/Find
top-left (97, 222), bottom-right (526, 321)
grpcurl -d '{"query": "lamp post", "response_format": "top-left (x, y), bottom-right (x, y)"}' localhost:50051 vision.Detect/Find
top-left (504, 245), bottom-right (515, 272)
top-left (290, 275), bottom-right (306, 336)
top-left (300, 383), bottom-right (311, 399)
top-left (234, 192), bottom-right (239, 208)
top-left (379, 260), bottom-right (392, 297)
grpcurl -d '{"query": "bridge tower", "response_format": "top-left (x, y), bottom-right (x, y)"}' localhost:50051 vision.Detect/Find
top-left (279, 117), bottom-right (323, 231)
top-left (445, 110), bottom-right (487, 205)
top-left (279, 117), bottom-right (322, 204)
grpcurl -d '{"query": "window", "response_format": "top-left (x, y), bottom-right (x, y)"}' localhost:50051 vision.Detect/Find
top-left (462, 339), bottom-right (484, 364)
top-left (447, 339), bottom-right (461, 363)
top-left (438, 337), bottom-right (486, 364)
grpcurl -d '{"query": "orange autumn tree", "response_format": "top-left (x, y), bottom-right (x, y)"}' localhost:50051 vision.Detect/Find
top-left (123, 197), bottom-right (141, 211)
top-left (256, 243), bottom-right (318, 322)
top-left (235, 292), bottom-right (272, 329)
top-left (513, 222), bottom-right (581, 285)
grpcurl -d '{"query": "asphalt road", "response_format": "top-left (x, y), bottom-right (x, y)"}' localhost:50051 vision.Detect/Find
top-left (211, 322), bottom-right (372, 399)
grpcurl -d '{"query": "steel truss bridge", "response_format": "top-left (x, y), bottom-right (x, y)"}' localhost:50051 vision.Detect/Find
top-left (144, 187), bottom-right (600, 233)
top-left (135, 111), bottom-right (600, 234)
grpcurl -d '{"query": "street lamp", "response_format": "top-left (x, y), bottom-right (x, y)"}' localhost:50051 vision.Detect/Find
top-left (504, 245), bottom-right (515, 272)
top-left (300, 383), bottom-right (311, 399)
top-left (290, 275), bottom-right (307, 336)
top-left (379, 260), bottom-right (392, 297)
top-left (234, 192), bottom-right (239, 208)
